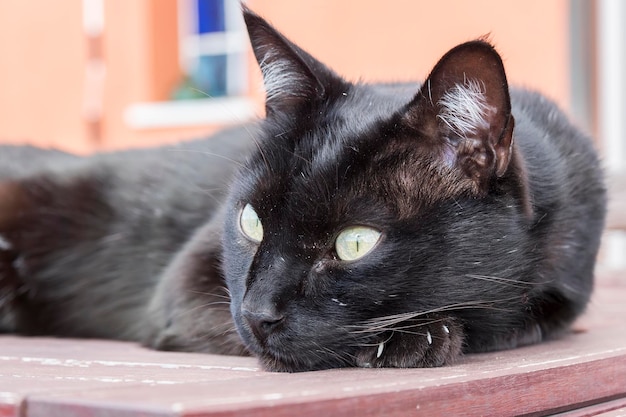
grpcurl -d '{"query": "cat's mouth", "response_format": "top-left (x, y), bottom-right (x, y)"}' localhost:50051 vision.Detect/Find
top-left (257, 347), bottom-right (352, 373)
top-left (251, 329), bottom-right (387, 372)
top-left (239, 326), bottom-right (356, 372)
top-left (258, 351), bottom-right (310, 373)
top-left (241, 335), bottom-right (317, 372)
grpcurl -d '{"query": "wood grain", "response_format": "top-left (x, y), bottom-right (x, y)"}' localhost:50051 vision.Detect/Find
top-left (1, 281), bottom-right (624, 417)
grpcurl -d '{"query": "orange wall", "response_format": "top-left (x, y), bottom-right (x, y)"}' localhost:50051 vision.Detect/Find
top-left (0, 0), bottom-right (571, 153)
top-left (100, 0), bottom-right (180, 150)
top-left (249, 0), bottom-right (570, 108)
top-left (0, 1), bottom-right (86, 151)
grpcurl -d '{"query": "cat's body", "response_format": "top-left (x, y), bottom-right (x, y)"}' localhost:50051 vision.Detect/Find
top-left (0, 127), bottom-right (255, 355)
top-left (0, 9), bottom-right (605, 372)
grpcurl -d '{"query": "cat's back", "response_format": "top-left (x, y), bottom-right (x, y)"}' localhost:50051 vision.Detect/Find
top-left (0, 123), bottom-right (258, 338)
top-left (89, 123), bottom-right (258, 228)
top-left (511, 89), bottom-right (597, 160)
top-left (510, 88), bottom-right (605, 208)
top-left (509, 88), bottom-right (605, 311)
top-left (0, 145), bottom-right (80, 179)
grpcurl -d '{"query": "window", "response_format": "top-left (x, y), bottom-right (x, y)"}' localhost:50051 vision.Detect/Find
top-left (175, 0), bottom-right (248, 99)
top-left (124, 0), bottom-right (254, 130)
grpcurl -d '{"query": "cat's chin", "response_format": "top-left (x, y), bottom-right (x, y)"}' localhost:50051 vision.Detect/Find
top-left (245, 315), bottom-right (465, 372)
top-left (239, 332), bottom-right (352, 372)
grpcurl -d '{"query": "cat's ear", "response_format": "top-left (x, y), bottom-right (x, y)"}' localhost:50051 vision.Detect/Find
top-left (403, 40), bottom-right (515, 189)
top-left (243, 7), bottom-right (344, 116)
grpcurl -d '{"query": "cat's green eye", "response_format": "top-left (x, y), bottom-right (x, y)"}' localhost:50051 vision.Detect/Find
top-left (240, 204), bottom-right (264, 242)
top-left (335, 226), bottom-right (381, 261)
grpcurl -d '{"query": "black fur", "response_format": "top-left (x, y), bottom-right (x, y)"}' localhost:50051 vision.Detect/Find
top-left (0, 9), bottom-right (605, 372)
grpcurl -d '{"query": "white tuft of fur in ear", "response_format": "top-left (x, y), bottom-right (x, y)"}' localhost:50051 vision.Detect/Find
top-left (258, 47), bottom-right (310, 103)
top-left (437, 77), bottom-right (495, 138)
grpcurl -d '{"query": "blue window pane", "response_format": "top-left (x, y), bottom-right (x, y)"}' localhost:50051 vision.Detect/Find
top-left (196, 0), bottom-right (225, 33)
top-left (193, 54), bottom-right (228, 97)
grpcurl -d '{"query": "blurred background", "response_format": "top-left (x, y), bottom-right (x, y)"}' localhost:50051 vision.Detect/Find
top-left (0, 0), bottom-right (622, 157)
top-left (0, 0), bottom-right (625, 266)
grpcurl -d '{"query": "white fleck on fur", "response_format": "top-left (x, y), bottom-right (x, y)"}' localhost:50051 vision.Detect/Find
top-left (331, 298), bottom-right (348, 307)
top-left (376, 341), bottom-right (385, 358)
top-left (12, 256), bottom-right (25, 274)
top-left (259, 47), bottom-right (309, 102)
top-left (0, 235), bottom-right (12, 251)
top-left (426, 331), bottom-right (433, 345)
top-left (437, 77), bottom-right (495, 138)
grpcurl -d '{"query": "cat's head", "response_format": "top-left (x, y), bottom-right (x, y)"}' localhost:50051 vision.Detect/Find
top-left (222, 8), bottom-right (529, 372)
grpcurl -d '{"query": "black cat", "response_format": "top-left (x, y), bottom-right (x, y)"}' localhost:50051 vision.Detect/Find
top-left (0, 8), bottom-right (606, 372)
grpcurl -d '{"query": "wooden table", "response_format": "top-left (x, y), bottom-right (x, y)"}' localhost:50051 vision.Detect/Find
top-left (1, 276), bottom-right (625, 417)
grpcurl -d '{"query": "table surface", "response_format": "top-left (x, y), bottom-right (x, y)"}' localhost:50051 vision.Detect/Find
top-left (1, 274), bottom-right (625, 417)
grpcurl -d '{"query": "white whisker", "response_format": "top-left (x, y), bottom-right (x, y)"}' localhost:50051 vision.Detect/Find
top-left (376, 341), bottom-right (385, 358)
top-left (167, 148), bottom-right (249, 171)
top-left (465, 274), bottom-right (546, 288)
top-left (349, 296), bottom-right (520, 334)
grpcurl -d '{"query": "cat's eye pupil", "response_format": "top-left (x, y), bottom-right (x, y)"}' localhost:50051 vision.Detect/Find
top-left (335, 226), bottom-right (381, 261)
top-left (240, 204), bottom-right (264, 243)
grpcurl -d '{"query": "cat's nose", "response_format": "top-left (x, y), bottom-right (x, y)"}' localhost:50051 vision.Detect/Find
top-left (242, 307), bottom-right (284, 340)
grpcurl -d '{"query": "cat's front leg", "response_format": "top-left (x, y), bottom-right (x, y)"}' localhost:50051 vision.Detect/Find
top-left (355, 316), bottom-right (464, 368)
top-left (142, 215), bottom-right (248, 356)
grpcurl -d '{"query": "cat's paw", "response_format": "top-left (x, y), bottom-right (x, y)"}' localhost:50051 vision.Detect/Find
top-left (0, 182), bottom-right (28, 331)
top-left (0, 182), bottom-right (24, 297)
top-left (0, 236), bottom-right (20, 293)
top-left (0, 236), bottom-right (20, 325)
top-left (355, 317), bottom-right (463, 368)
